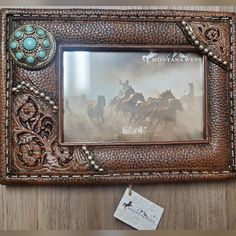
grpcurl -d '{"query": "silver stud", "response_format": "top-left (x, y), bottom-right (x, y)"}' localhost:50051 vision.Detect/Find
top-left (85, 150), bottom-right (89, 155)
top-left (199, 45), bottom-right (204, 50)
top-left (99, 168), bottom-right (104, 172)
top-left (82, 146), bottom-right (87, 151)
top-left (208, 52), bottom-right (213, 57)
top-left (203, 48), bottom-right (209, 54)
top-left (40, 92), bottom-right (45, 97)
top-left (45, 96), bottom-right (50, 101)
top-left (94, 165), bottom-right (99, 170)
top-left (12, 87), bottom-right (17, 92)
top-left (191, 35), bottom-right (196, 41)
top-left (29, 87), bottom-right (34, 91)
top-left (17, 84), bottom-right (22, 89)
top-left (21, 81), bottom-right (25, 85)
top-left (53, 105), bottom-right (58, 110)
top-left (184, 26), bottom-right (190, 31)
top-left (34, 90), bottom-right (39, 95)
top-left (213, 55), bottom-right (218, 60)
top-left (223, 61), bottom-right (228, 65)
top-left (88, 155), bottom-right (93, 160)
top-left (90, 160), bottom-right (95, 165)
top-left (218, 58), bottom-right (223, 62)
top-left (25, 83), bottom-right (30, 88)
top-left (194, 40), bottom-right (200, 46)
top-left (181, 21), bottom-right (187, 26)
top-left (187, 31), bottom-right (192, 36)
top-left (49, 100), bottom-right (55, 105)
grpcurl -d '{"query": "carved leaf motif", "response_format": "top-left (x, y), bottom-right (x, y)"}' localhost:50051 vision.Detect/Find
top-left (18, 133), bottom-right (34, 144)
top-left (46, 153), bottom-right (60, 167)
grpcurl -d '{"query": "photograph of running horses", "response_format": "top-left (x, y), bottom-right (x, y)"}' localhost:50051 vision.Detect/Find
top-left (62, 50), bottom-right (205, 144)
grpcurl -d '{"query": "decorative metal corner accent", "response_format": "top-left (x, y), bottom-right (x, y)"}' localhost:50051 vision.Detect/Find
top-left (180, 21), bottom-right (229, 69)
top-left (9, 24), bottom-right (56, 70)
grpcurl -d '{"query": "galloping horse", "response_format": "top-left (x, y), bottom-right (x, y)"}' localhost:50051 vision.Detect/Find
top-left (130, 90), bottom-right (176, 124)
top-left (150, 98), bottom-right (183, 128)
top-left (109, 86), bottom-right (135, 111)
top-left (87, 95), bottom-right (106, 125)
top-left (116, 92), bottom-right (145, 121)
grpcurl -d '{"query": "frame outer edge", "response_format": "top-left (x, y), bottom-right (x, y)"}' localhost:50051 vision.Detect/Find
top-left (0, 8), bottom-right (236, 184)
top-left (232, 13), bottom-right (236, 174)
top-left (0, 9), bottom-right (7, 182)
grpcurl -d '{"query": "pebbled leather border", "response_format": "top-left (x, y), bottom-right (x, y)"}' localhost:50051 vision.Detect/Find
top-left (0, 8), bottom-right (236, 185)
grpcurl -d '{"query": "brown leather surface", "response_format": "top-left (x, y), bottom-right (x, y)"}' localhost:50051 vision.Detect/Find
top-left (0, 8), bottom-right (235, 184)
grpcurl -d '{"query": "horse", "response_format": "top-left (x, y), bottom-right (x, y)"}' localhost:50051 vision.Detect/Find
top-left (130, 90), bottom-right (176, 124)
top-left (116, 92), bottom-right (145, 122)
top-left (150, 98), bottom-right (183, 128)
top-left (142, 52), bottom-right (158, 64)
top-left (109, 86), bottom-right (136, 111)
top-left (123, 201), bottom-right (132, 208)
top-left (87, 95), bottom-right (106, 125)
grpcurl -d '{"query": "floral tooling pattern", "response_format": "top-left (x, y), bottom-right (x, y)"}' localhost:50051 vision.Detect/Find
top-left (13, 93), bottom-right (89, 173)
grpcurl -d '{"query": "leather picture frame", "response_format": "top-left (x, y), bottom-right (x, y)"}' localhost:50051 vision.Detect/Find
top-left (0, 8), bottom-right (236, 185)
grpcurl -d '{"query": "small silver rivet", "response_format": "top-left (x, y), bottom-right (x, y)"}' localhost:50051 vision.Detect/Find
top-left (99, 168), bottom-right (104, 172)
top-left (26, 83), bottom-right (30, 87)
top-left (12, 87), bottom-right (17, 92)
top-left (187, 31), bottom-right (192, 36)
top-left (53, 105), bottom-right (58, 110)
top-left (191, 36), bottom-right (196, 41)
top-left (199, 45), bottom-right (204, 50)
top-left (184, 26), bottom-right (190, 31)
top-left (203, 48), bottom-right (209, 54)
top-left (90, 160), bottom-right (95, 165)
top-left (94, 165), bottom-right (99, 170)
top-left (21, 81), bottom-right (25, 85)
top-left (82, 146), bottom-right (87, 151)
top-left (85, 150), bottom-right (89, 155)
top-left (218, 58), bottom-right (223, 62)
top-left (45, 96), bottom-right (50, 101)
top-left (49, 100), bottom-right (55, 105)
top-left (181, 21), bottom-right (187, 26)
top-left (17, 84), bottom-right (22, 89)
top-left (213, 55), bottom-right (218, 60)
top-left (88, 155), bottom-right (93, 160)
top-left (34, 90), bottom-right (39, 95)
top-left (194, 40), bottom-right (200, 46)
top-left (40, 92), bottom-right (45, 97)
top-left (208, 52), bottom-right (213, 57)
top-left (223, 61), bottom-right (228, 65)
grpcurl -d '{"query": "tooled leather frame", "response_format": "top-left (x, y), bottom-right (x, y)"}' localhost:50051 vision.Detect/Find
top-left (0, 8), bottom-right (236, 185)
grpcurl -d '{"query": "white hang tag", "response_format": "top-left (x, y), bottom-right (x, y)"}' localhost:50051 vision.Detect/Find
top-left (114, 188), bottom-right (164, 230)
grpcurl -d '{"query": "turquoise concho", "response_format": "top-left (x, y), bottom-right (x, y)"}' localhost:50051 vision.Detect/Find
top-left (9, 25), bottom-right (56, 70)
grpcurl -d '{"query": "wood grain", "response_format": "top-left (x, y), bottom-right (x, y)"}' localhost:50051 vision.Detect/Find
top-left (0, 5), bottom-right (236, 230)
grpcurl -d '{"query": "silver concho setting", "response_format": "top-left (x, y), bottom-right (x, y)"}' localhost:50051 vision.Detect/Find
top-left (9, 24), bottom-right (56, 70)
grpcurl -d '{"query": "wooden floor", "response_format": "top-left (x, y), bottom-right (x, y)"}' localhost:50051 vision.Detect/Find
top-left (0, 5), bottom-right (236, 230)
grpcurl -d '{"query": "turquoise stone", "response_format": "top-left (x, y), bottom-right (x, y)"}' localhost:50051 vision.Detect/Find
top-left (25, 25), bottom-right (34, 33)
top-left (42, 39), bottom-right (50, 48)
top-left (10, 41), bottom-right (18, 50)
top-left (14, 31), bottom-right (23, 39)
top-left (37, 50), bottom-right (47, 60)
top-left (15, 51), bottom-right (24, 60)
top-left (36, 28), bottom-right (46, 37)
top-left (23, 37), bottom-right (37, 51)
top-left (26, 56), bottom-right (36, 64)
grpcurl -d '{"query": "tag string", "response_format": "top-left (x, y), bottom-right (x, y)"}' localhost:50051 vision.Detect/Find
top-left (128, 184), bottom-right (133, 196)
